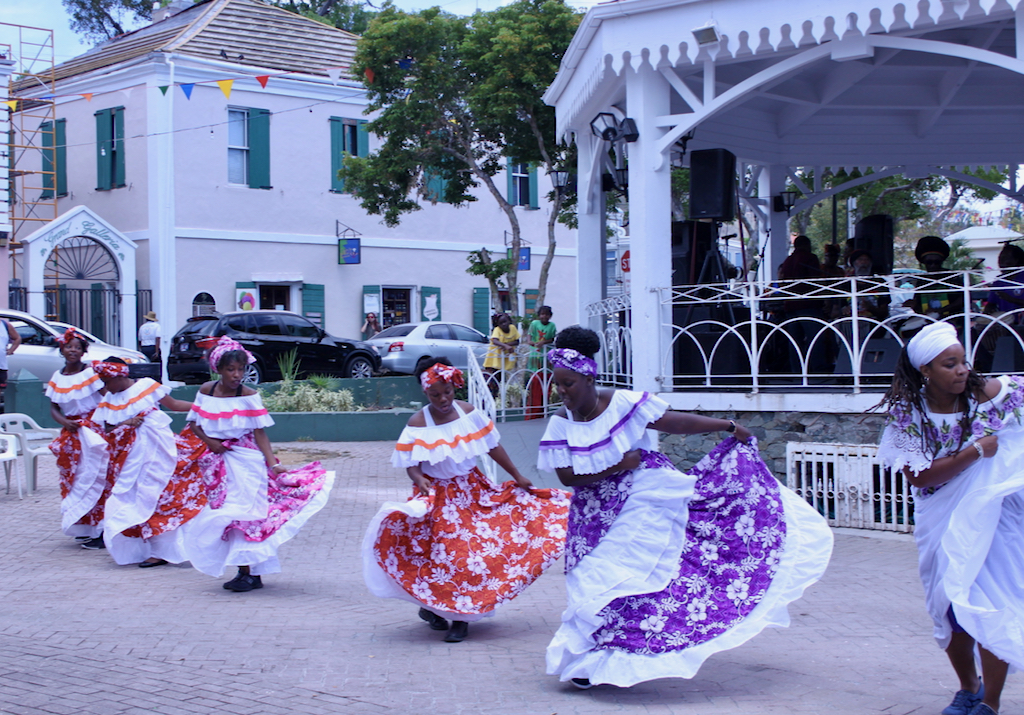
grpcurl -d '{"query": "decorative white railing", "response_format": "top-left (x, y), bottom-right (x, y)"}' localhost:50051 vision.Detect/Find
top-left (464, 345), bottom-right (499, 480)
top-left (588, 270), bottom-right (1024, 391)
top-left (787, 442), bottom-right (914, 533)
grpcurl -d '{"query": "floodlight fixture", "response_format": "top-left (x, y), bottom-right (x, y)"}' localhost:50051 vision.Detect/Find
top-left (691, 21), bottom-right (721, 46)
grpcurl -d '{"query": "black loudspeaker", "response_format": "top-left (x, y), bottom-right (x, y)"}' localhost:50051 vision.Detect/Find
top-left (852, 214), bottom-right (894, 276)
top-left (689, 148), bottom-right (736, 221)
top-left (671, 221), bottom-right (715, 285)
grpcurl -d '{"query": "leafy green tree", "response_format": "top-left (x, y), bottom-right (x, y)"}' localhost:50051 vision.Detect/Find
top-left (340, 0), bottom-right (580, 311)
top-left (63, 0), bottom-right (152, 42)
top-left (274, 0), bottom-right (376, 34)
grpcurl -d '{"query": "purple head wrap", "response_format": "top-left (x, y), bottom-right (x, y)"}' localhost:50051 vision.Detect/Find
top-left (547, 348), bottom-right (597, 377)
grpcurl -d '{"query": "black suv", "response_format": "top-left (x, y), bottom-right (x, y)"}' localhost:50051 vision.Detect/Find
top-left (168, 310), bottom-right (381, 384)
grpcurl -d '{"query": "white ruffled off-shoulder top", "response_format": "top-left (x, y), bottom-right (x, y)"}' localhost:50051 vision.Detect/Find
top-left (537, 390), bottom-right (669, 475)
top-left (877, 374), bottom-right (1024, 482)
top-left (391, 402), bottom-right (500, 480)
top-left (92, 378), bottom-right (170, 427)
top-left (46, 367), bottom-right (103, 417)
top-left (187, 391), bottom-right (274, 440)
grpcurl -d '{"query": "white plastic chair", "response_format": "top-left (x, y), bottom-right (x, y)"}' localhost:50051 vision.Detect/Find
top-left (0, 413), bottom-right (60, 494)
top-left (0, 434), bottom-right (20, 498)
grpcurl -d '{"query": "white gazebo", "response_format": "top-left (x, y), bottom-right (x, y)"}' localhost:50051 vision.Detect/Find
top-left (17, 205), bottom-right (138, 347)
top-left (545, 0), bottom-right (1024, 410)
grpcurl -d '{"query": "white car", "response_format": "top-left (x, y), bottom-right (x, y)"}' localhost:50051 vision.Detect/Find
top-left (0, 309), bottom-right (148, 382)
top-left (364, 321), bottom-right (491, 375)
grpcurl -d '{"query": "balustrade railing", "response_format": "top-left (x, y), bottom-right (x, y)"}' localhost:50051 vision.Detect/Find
top-left (587, 269), bottom-right (1023, 392)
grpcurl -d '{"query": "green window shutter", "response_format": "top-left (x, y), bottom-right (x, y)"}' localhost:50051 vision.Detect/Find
top-left (362, 284), bottom-right (381, 326)
top-left (95, 108), bottom-right (112, 191)
top-left (506, 158), bottom-right (514, 203)
top-left (528, 165), bottom-right (539, 209)
top-left (41, 121), bottom-right (54, 199)
top-left (420, 286), bottom-right (441, 321)
top-left (356, 120), bottom-right (369, 157)
top-left (55, 119), bottom-right (67, 197)
top-left (302, 283), bottom-right (325, 327)
top-left (329, 117), bottom-right (345, 192)
top-left (524, 289), bottom-right (539, 316)
top-left (472, 287), bottom-right (490, 335)
top-left (247, 108), bottom-right (271, 190)
top-left (112, 107), bottom-right (125, 188)
top-left (424, 171), bottom-right (447, 203)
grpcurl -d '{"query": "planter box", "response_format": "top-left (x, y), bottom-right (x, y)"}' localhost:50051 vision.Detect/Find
top-left (167, 408), bottom-right (414, 442)
top-left (12, 371), bottom-right (417, 441)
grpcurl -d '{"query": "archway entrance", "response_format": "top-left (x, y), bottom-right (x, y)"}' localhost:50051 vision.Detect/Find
top-left (17, 206), bottom-right (137, 349)
top-left (46, 235), bottom-right (121, 342)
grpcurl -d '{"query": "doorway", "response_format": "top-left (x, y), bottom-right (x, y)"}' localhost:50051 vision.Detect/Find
top-left (382, 287), bottom-right (411, 328)
top-left (259, 285), bottom-right (290, 311)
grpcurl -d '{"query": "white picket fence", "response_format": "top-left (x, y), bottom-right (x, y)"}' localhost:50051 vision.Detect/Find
top-left (786, 442), bottom-right (914, 533)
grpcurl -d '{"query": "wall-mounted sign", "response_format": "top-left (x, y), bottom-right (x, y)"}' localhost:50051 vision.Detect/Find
top-left (339, 238), bottom-right (361, 264)
top-left (506, 246), bottom-right (530, 271)
top-left (236, 288), bottom-right (257, 311)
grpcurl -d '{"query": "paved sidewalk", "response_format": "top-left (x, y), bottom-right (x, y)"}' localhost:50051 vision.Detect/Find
top-left (0, 428), bottom-right (1019, 715)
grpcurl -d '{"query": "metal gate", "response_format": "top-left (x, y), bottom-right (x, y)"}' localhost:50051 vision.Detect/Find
top-left (786, 442), bottom-right (914, 533)
top-left (45, 286), bottom-right (121, 345)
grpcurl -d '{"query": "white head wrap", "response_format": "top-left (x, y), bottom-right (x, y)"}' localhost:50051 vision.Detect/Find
top-left (906, 322), bottom-right (960, 371)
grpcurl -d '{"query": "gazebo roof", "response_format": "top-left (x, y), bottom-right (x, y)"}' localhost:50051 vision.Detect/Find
top-left (546, 0), bottom-right (1024, 167)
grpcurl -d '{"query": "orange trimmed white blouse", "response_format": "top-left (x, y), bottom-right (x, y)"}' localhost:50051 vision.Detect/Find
top-left (45, 367), bottom-right (103, 417)
top-left (391, 403), bottom-right (499, 480)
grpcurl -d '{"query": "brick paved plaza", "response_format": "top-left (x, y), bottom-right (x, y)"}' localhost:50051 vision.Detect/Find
top-left (1, 427), bottom-right (1020, 715)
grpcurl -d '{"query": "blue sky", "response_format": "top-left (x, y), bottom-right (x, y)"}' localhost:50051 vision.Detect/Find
top-left (2, 0), bottom-right (598, 65)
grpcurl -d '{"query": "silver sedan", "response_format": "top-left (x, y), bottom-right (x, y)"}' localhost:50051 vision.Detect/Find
top-left (365, 321), bottom-right (490, 375)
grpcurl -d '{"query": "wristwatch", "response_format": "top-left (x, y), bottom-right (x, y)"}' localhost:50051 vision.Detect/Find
top-left (725, 419), bottom-right (737, 433)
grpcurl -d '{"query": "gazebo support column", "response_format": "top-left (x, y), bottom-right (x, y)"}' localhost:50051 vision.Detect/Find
top-left (576, 133), bottom-right (605, 333)
top-left (626, 62), bottom-right (672, 392)
top-left (766, 163), bottom-right (790, 279)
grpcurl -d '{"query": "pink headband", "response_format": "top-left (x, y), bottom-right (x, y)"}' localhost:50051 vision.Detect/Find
top-left (420, 363), bottom-right (465, 390)
top-left (207, 336), bottom-right (256, 369)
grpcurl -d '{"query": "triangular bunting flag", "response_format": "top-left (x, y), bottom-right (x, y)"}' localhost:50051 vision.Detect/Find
top-left (3, 100), bottom-right (17, 111)
top-left (217, 79), bottom-right (234, 98)
top-left (159, 86), bottom-right (169, 95)
top-left (364, 68), bottom-right (375, 84)
top-left (80, 93), bottom-right (93, 101)
top-left (326, 68), bottom-right (341, 85)
top-left (181, 83), bottom-right (194, 99)
top-left (256, 75), bottom-right (270, 88)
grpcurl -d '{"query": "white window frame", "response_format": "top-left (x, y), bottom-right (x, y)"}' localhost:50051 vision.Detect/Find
top-left (227, 107), bottom-right (250, 185)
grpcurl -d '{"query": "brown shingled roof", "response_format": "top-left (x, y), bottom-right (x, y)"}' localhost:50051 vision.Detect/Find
top-left (16, 0), bottom-right (357, 93)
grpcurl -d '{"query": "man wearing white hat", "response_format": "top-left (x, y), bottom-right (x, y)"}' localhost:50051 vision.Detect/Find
top-left (138, 311), bottom-right (162, 363)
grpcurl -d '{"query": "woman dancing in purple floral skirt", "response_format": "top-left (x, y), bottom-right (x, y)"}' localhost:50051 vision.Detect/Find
top-left (538, 326), bottom-right (833, 688)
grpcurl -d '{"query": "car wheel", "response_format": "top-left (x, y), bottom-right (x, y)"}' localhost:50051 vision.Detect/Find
top-left (346, 355), bottom-right (374, 379)
top-left (244, 361), bottom-right (263, 385)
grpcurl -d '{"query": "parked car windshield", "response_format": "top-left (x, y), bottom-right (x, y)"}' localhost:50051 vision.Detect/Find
top-left (451, 325), bottom-right (487, 343)
top-left (176, 319), bottom-right (218, 338)
top-left (375, 324), bottom-right (416, 338)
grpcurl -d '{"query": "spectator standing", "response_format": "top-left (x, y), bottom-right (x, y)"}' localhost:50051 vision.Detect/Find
top-left (138, 311), bottom-right (161, 363)
top-left (361, 312), bottom-right (382, 341)
top-left (0, 317), bottom-right (21, 412)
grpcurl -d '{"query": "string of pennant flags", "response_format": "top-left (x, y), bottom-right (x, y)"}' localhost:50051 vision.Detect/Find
top-left (3, 64), bottom-right (377, 111)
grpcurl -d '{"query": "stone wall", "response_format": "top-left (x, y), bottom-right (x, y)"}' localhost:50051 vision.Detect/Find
top-left (660, 410), bottom-right (888, 483)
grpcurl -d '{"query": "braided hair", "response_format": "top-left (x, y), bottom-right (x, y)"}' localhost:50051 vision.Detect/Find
top-left (877, 346), bottom-right (987, 457)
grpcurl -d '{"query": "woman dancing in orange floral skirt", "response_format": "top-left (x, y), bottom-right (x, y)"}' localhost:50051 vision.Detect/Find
top-left (363, 359), bottom-right (570, 643)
